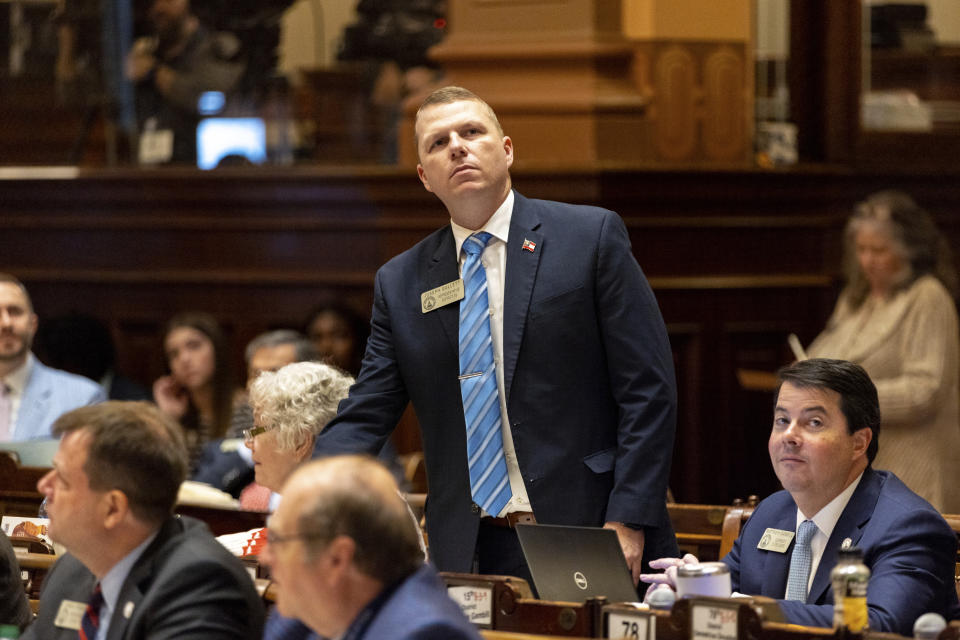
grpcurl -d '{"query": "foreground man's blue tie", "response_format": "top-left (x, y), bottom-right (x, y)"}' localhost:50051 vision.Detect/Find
top-left (459, 232), bottom-right (512, 516)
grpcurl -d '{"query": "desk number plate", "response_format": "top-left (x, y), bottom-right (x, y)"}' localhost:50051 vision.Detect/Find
top-left (691, 603), bottom-right (738, 640)
top-left (447, 585), bottom-right (493, 627)
top-left (606, 610), bottom-right (654, 640)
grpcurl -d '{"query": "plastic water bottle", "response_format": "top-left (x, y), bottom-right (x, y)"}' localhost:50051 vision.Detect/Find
top-left (831, 547), bottom-right (869, 633)
top-left (0, 624), bottom-right (19, 638)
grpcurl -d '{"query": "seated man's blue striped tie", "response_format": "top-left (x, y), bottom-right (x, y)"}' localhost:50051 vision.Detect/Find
top-left (459, 232), bottom-right (512, 516)
top-left (785, 519), bottom-right (818, 601)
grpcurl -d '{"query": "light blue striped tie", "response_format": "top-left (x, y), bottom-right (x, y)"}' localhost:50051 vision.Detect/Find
top-left (785, 519), bottom-right (817, 601)
top-left (459, 232), bottom-right (512, 517)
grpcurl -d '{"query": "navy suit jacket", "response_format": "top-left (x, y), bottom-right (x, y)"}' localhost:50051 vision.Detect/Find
top-left (353, 565), bottom-right (481, 640)
top-left (23, 516), bottom-right (265, 640)
top-left (723, 468), bottom-right (960, 634)
top-left (315, 192), bottom-right (678, 571)
top-left (12, 358), bottom-right (106, 441)
top-left (264, 565), bottom-right (481, 640)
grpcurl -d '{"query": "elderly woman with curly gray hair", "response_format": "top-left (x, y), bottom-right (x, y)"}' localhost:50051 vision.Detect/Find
top-left (244, 361), bottom-right (354, 496)
top-left (807, 190), bottom-right (960, 512)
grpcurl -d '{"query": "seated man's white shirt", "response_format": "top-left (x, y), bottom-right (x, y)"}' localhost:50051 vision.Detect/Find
top-left (5, 353), bottom-right (33, 438)
top-left (793, 471), bottom-right (864, 597)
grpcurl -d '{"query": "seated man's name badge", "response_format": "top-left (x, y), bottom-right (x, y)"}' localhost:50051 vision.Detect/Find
top-left (421, 280), bottom-right (465, 313)
top-left (54, 600), bottom-right (86, 630)
top-left (757, 528), bottom-right (794, 553)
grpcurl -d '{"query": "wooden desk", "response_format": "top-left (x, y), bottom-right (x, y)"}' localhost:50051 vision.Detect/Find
top-left (174, 503), bottom-right (267, 537)
top-left (440, 572), bottom-right (604, 636)
top-left (481, 632), bottom-right (592, 640)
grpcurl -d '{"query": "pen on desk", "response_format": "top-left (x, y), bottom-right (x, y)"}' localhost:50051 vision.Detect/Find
top-left (788, 333), bottom-right (808, 361)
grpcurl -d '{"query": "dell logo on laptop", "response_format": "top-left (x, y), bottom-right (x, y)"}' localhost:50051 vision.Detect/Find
top-left (574, 571), bottom-right (588, 590)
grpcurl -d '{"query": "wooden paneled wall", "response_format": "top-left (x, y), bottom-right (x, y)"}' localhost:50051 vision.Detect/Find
top-left (3, 165), bottom-right (959, 504)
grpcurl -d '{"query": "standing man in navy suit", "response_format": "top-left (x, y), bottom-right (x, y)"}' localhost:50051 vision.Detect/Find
top-left (315, 86), bottom-right (678, 584)
top-left (642, 359), bottom-right (960, 634)
top-left (0, 274), bottom-right (105, 442)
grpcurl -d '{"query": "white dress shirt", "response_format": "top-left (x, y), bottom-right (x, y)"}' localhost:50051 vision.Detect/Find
top-left (450, 189), bottom-right (532, 516)
top-left (792, 471), bottom-right (865, 597)
top-left (4, 352), bottom-right (34, 439)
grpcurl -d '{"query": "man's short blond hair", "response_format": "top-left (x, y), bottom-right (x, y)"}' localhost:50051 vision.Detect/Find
top-left (414, 86), bottom-right (504, 152)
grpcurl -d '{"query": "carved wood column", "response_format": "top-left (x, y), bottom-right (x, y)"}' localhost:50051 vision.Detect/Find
top-left (624, 0), bottom-right (753, 163)
top-left (397, 0), bottom-right (650, 167)
top-left (397, 0), bottom-right (754, 167)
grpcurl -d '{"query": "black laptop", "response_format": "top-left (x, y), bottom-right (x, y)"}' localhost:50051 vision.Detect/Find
top-left (515, 523), bottom-right (640, 603)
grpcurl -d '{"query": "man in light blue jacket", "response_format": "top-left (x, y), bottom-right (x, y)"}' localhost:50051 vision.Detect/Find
top-left (0, 273), bottom-right (105, 442)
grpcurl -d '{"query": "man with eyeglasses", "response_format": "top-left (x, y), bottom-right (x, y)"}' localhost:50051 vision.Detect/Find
top-left (23, 401), bottom-right (265, 640)
top-left (261, 455), bottom-right (479, 640)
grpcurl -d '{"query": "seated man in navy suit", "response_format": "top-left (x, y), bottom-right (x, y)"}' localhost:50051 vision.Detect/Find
top-left (261, 455), bottom-right (481, 640)
top-left (642, 359), bottom-right (960, 634)
top-left (23, 401), bottom-right (265, 639)
top-left (0, 273), bottom-right (105, 442)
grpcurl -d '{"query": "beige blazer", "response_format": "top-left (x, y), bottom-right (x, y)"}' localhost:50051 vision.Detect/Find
top-left (808, 275), bottom-right (960, 512)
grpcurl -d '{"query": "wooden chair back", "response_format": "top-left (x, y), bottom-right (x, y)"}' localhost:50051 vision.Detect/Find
top-left (667, 503), bottom-right (728, 561)
top-left (17, 551), bottom-right (57, 600)
top-left (720, 505), bottom-right (755, 558)
top-left (0, 454), bottom-right (46, 518)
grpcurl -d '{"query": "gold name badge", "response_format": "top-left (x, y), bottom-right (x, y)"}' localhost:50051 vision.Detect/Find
top-left (757, 528), bottom-right (795, 553)
top-left (421, 279), bottom-right (465, 313)
top-left (54, 599), bottom-right (86, 630)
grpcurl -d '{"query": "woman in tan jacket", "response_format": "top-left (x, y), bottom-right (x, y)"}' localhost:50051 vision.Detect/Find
top-left (808, 190), bottom-right (960, 512)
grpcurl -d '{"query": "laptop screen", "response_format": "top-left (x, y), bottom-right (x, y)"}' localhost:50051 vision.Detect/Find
top-left (515, 523), bottom-right (639, 603)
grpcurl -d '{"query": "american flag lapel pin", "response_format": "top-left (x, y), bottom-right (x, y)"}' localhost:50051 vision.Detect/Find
top-left (522, 238), bottom-right (536, 253)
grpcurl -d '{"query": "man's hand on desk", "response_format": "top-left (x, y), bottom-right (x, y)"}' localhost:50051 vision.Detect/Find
top-left (638, 553), bottom-right (699, 602)
top-left (604, 522), bottom-right (645, 584)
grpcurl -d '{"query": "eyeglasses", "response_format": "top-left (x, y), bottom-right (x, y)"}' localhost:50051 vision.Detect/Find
top-left (242, 425), bottom-right (269, 442)
top-left (265, 528), bottom-right (325, 547)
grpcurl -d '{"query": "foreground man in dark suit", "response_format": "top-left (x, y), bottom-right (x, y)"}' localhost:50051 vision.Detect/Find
top-left (23, 401), bottom-right (265, 640)
top-left (314, 85), bottom-right (678, 583)
top-left (642, 359), bottom-right (960, 634)
top-left (0, 530), bottom-right (30, 631)
top-left (262, 455), bottom-right (481, 640)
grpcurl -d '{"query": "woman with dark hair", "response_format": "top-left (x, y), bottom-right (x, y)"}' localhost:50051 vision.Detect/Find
top-left (807, 190), bottom-right (960, 511)
top-left (303, 302), bottom-right (369, 375)
top-left (154, 311), bottom-right (236, 470)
